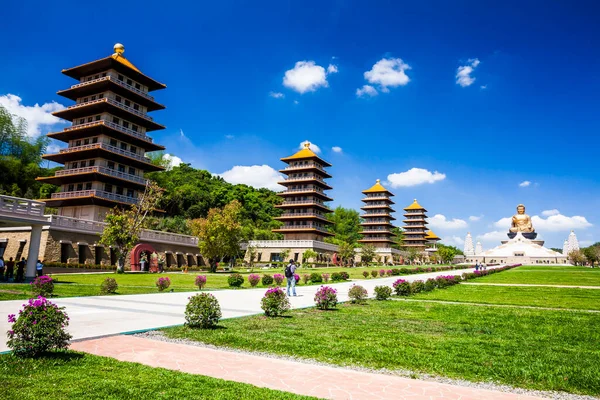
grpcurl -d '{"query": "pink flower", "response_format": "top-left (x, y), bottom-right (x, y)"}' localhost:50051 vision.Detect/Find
top-left (7, 314), bottom-right (16, 323)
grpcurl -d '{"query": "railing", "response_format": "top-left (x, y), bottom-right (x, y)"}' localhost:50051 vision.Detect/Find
top-left (283, 163), bottom-right (327, 173)
top-left (0, 195), bottom-right (46, 217)
top-left (279, 200), bottom-right (330, 207)
top-left (362, 203), bottom-right (390, 207)
top-left (248, 240), bottom-right (338, 252)
top-left (280, 188), bottom-right (329, 195)
top-left (140, 229), bottom-right (198, 245)
top-left (283, 175), bottom-right (328, 183)
top-left (51, 190), bottom-right (138, 205)
top-left (278, 224), bottom-right (330, 233)
top-left (362, 212), bottom-right (393, 216)
top-left (278, 212), bottom-right (327, 218)
top-left (59, 143), bottom-right (152, 164)
top-left (64, 120), bottom-right (154, 143)
top-left (55, 166), bottom-right (148, 185)
top-left (65, 98), bottom-right (153, 122)
top-left (70, 75), bottom-right (155, 101)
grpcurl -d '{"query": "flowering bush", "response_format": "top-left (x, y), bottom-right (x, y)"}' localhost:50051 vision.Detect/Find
top-left (294, 273), bottom-right (300, 284)
top-left (314, 286), bottom-right (338, 310)
top-left (248, 274), bottom-right (261, 287)
top-left (424, 278), bottom-right (437, 291)
top-left (195, 275), bottom-right (207, 290)
top-left (30, 275), bottom-right (54, 296)
top-left (310, 272), bottom-right (323, 283)
top-left (379, 269), bottom-right (385, 277)
top-left (331, 271), bottom-right (349, 281)
top-left (261, 287), bottom-right (290, 317)
top-left (362, 271), bottom-right (369, 278)
top-left (393, 279), bottom-right (411, 296)
top-left (370, 270), bottom-right (378, 278)
top-left (100, 277), bottom-right (118, 294)
top-left (228, 273), bottom-right (244, 287)
top-left (386, 269), bottom-right (393, 277)
top-left (261, 274), bottom-right (274, 285)
top-left (339, 271), bottom-right (350, 280)
top-left (273, 273), bottom-right (284, 286)
top-left (302, 274), bottom-right (311, 284)
top-left (185, 293), bottom-right (221, 329)
top-left (410, 280), bottom-right (425, 294)
top-left (348, 285), bottom-right (368, 304)
top-left (156, 276), bottom-right (171, 291)
top-left (435, 275), bottom-right (460, 289)
top-left (322, 273), bottom-right (330, 283)
top-left (374, 285), bottom-right (392, 300)
top-left (7, 296), bottom-right (71, 357)
top-left (391, 268), bottom-right (400, 275)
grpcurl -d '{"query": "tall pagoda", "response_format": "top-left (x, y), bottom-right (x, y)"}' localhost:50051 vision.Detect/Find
top-left (37, 43), bottom-right (165, 222)
top-left (358, 179), bottom-right (396, 247)
top-left (273, 143), bottom-right (334, 240)
top-left (402, 199), bottom-right (429, 250)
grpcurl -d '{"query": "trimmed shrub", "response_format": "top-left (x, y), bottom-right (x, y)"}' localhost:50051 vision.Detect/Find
top-left (348, 285), bottom-right (368, 304)
top-left (385, 269), bottom-right (393, 277)
top-left (393, 279), bottom-right (411, 296)
top-left (331, 272), bottom-right (342, 281)
top-left (410, 280), bottom-right (425, 294)
top-left (156, 277), bottom-right (171, 292)
top-left (302, 274), bottom-right (311, 284)
top-left (314, 286), bottom-right (338, 310)
top-left (391, 268), bottom-right (400, 276)
top-left (185, 293), bottom-right (222, 329)
top-left (195, 275), bottom-right (207, 290)
top-left (424, 278), bottom-right (437, 291)
top-left (100, 277), bottom-right (118, 294)
top-left (261, 287), bottom-right (290, 317)
top-left (7, 296), bottom-right (71, 357)
top-left (379, 269), bottom-right (385, 277)
top-left (310, 272), bottom-right (323, 283)
top-left (374, 285), bottom-right (392, 300)
top-left (370, 270), bottom-right (378, 278)
top-left (321, 273), bottom-right (330, 283)
top-left (30, 276), bottom-right (54, 296)
top-left (261, 274), bottom-right (274, 286)
top-left (339, 271), bottom-right (350, 280)
top-left (362, 271), bottom-right (369, 278)
top-left (228, 273), bottom-right (244, 287)
top-left (248, 274), bottom-right (260, 287)
top-left (273, 273), bottom-right (284, 286)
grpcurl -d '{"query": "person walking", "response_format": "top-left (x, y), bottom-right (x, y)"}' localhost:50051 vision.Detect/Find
top-left (16, 258), bottom-right (25, 282)
top-left (284, 259), bottom-right (297, 297)
top-left (36, 259), bottom-right (44, 277)
top-left (5, 257), bottom-right (14, 282)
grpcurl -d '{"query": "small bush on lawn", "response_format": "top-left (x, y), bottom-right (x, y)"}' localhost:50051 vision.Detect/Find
top-left (322, 273), bottom-right (330, 283)
top-left (30, 275), bottom-right (54, 296)
top-left (314, 286), bottom-right (338, 310)
top-left (100, 277), bottom-right (118, 294)
top-left (371, 270), bottom-right (378, 278)
top-left (362, 271), bottom-right (369, 278)
top-left (393, 279), bottom-right (411, 296)
top-left (273, 273), bottom-right (284, 286)
top-left (424, 278), bottom-right (437, 291)
top-left (374, 285), bottom-right (392, 300)
top-left (156, 277), bottom-right (171, 292)
top-left (7, 296), bottom-right (71, 357)
top-left (228, 273), bottom-right (244, 287)
top-left (185, 293), bottom-right (222, 329)
top-left (195, 275), bottom-right (207, 290)
top-left (339, 271), bottom-right (350, 280)
top-left (302, 274), bottom-right (311, 284)
top-left (261, 287), bottom-right (290, 317)
top-left (379, 269), bottom-right (385, 277)
top-left (262, 274), bottom-right (274, 286)
top-left (410, 280), bottom-right (425, 294)
top-left (248, 274), bottom-right (260, 287)
top-left (386, 269), bottom-right (393, 276)
top-left (391, 268), bottom-right (400, 276)
top-left (348, 285), bottom-right (368, 304)
top-left (310, 272), bottom-right (323, 283)
top-left (435, 275), bottom-right (461, 289)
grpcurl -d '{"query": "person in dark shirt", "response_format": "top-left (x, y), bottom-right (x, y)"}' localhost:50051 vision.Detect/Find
top-left (5, 257), bottom-right (15, 281)
top-left (16, 258), bottom-right (26, 282)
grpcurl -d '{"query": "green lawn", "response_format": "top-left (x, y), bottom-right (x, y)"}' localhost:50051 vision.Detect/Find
top-left (0, 351), bottom-right (315, 400)
top-left (0, 265), bottom-right (457, 301)
top-left (412, 284), bottom-right (600, 310)
top-left (475, 266), bottom-right (600, 286)
top-left (163, 300), bottom-right (600, 395)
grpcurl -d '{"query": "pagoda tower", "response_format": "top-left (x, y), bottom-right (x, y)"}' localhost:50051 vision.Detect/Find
top-left (464, 232), bottom-right (475, 256)
top-left (425, 230), bottom-right (441, 248)
top-left (563, 239), bottom-right (569, 256)
top-left (401, 199), bottom-right (429, 250)
top-left (567, 230), bottom-right (580, 254)
top-left (273, 143), bottom-right (334, 240)
top-left (358, 180), bottom-right (396, 247)
top-left (37, 43), bottom-right (166, 221)
top-left (475, 241), bottom-right (483, 255)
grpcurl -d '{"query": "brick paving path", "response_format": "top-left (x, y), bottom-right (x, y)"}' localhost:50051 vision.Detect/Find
top-left (71, 335), bottom-right (544, 400)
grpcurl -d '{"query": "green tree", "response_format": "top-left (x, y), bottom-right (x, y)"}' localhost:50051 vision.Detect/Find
top-left (437, 245), bottom-right (458, 264)
top-left (245, 246), bottom-right (257, 270)
top-left (99, 181), bottom-right (164, 273)
top-left (302, 249), bottom-right (318, 266)
top-left (390, 226), bottom-right (405, 250)
top-left (337, 242), bottom-right (356, 266)
top-left (280, 248), bottom-right (291, 263)
top-left (406, 248), bottom-right (419, 264)
top-left (583, 245), bottom-right (600, 266)
top-left (189, 200), bottom-right (243, 273)
top-left (569, 250), bottom-right (587, 266)
top-left (325, 206), bottom-right (361, 245)
top-left (360, 244), bottom-right (377, 265)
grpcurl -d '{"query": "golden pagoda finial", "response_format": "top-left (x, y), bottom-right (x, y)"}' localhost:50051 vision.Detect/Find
top-left (113, 43), bottom-right (125, 55)
top-left (304, 141), bottom-right (311, 149)
top-left (376, 179), bottom-right (380, 183)
top-left (414, 198), bottom-right (417, 202)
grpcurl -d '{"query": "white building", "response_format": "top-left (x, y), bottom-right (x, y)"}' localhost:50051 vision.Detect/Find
top-left (464, 232), bottom-right (475, 256)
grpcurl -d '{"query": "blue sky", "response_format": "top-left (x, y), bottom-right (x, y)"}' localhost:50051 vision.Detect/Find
top-left (1, 0), bottom-right (599, 249)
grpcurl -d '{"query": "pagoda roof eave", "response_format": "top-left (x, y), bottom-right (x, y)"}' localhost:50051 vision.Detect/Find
top-left (42, 148), bottom-right (165, 172)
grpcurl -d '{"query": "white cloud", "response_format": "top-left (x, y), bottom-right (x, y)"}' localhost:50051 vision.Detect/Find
top-left (163, 153), bottom-right (183, 170)
top-left (519, 180), bottom-right (532, 187)
top-left (541, 209), bottom-right (560, 217)
top-left (429, 214), bottom-right (468, 230)
top-left (363, 58), bottom-right (411, 93)
top-left (46, 143), bottom-right (63, 154)
top-left (356, 85), bottom-right (378, 98)
top-left (469, 215), bottom-right (483, 222)
top-left (386, 168), bottom-right (446, 188)
top-left (269, 91), bottom-right (285, 99)
top-left (477, 230), bottom-right (507, 244)
top-left (493, 213), bottom-right (593, 232)
top-left (218, 165), bottom-right (284, 191)
top-left (283, 61), bottom-right (336, 94)
top-left (0, 94), bottom-right (67, 137)
top-left (456, 58), bottom-right (480, 87)
top-left (331, 146), bottom-right (343, 153)
top-left (293, 100), bottom-right (299, 105)
top-left (442, 236), bottom-right (465, 247)
top-left (580, 240), bottom-right (593, 247)
top-left (179, 129), bottom-right (186, 138)
top-left (299, 141), bottom-right (321, 153)
top-left (327, 64), bottom-right (338, 74)
top-left (225, 134), bottom-right (235, 139)
top-left (480, 85), bottom-right (487, 90)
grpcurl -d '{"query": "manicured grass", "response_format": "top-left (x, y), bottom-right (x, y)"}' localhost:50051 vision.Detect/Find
top-left (412, 284), bottom-right (600, 310)
top-left (0, 351), bottom-right (315, 400)
top-left (475, 266), bottom-right (600, 286)
top-left (163, 301), bottom-right (600, 395)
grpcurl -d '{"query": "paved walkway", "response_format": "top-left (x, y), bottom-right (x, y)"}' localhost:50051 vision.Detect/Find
top-left (0, 267), bottom-right (488, 352)
top-left (463, 282), bottom-right (600, 289)
top-left (72, 335), bottom-right (543, 400)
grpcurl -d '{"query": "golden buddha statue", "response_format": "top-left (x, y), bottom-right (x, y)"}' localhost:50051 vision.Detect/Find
top-left (508, 204), bottom-right (536, 239)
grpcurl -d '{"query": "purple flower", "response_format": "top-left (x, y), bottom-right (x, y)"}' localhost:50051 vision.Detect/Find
top-left (7, 314), bottom-right (16, 323)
